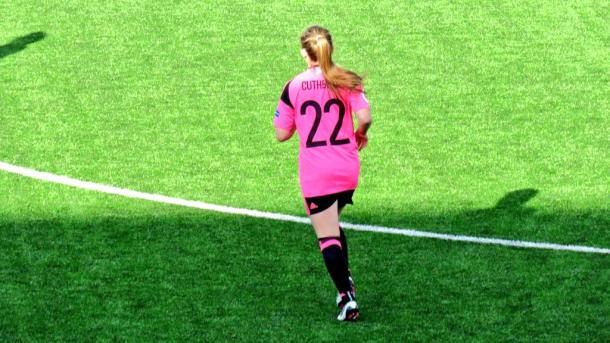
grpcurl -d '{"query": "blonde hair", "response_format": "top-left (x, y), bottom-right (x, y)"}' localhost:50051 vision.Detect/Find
top-left (300, 25), bottom-right (363, 94)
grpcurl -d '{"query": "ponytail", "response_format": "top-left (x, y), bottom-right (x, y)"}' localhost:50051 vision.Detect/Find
top-left (301, 26), bottom-right (363, 94)
top-left (316, 35), bottom-right (333, 81)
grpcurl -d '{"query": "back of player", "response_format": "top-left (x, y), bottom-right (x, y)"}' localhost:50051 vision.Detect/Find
top-left (273, 25), bottom-right (372, 322)
top-left (276, 67), bottom-right (370, 199)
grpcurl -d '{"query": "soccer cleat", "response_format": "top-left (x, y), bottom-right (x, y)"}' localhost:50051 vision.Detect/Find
top-left (336, 276), bottom-right (356, 306)
top-left (337, 292), bottom-right (359, 321)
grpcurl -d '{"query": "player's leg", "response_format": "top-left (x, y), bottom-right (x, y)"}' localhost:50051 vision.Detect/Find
top-left (310, 200), bottom-right (341, 238)
top-left (337, 204), bottom-right (349, 266)
top-left (310, 201), bottom-right (350, 293)
top-left (310, 200), bottom-right (359, 321)
top-left (336, 202), bottom-right (356, 306)
top-left (336, 190), bottom-right (354, 254)
top-left (337, 191), bottom-right (354, 272)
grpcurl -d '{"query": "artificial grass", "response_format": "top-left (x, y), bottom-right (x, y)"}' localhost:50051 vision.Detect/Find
top-left (1, 0), bottom-right (608, 341)
top-left (1, 173), bottom-right (608, 341)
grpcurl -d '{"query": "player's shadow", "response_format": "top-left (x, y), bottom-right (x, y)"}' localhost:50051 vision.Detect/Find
top-left (463, 188), bottom-right (539, 222)
top-left (0, 31), bottom-right (46, 60)
top-left (362, 186), bottom-right (608, 246)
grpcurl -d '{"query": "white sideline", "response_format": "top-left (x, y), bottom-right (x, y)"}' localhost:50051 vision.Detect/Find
top-left (1, 161), bottom-right (609, 255)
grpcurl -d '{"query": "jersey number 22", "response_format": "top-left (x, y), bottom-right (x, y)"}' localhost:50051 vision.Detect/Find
top-left (300, 99), bottom-right (350, 148)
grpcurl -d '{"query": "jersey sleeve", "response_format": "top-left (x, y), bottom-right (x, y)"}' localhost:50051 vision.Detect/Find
top-left (273, 81), bottom-right (296, 131)
top-left (348, 85), bottom-right (370, 112)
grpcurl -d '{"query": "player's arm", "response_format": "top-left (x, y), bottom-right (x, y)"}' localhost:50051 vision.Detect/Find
top-left (274, 81), bottom-right (296, 142)
top-left (349, 86), bottom-right (372, 151)
top-left (355, 108), bottom-right (372, 151)
top-left (276, 127), bottom-right (295, 142)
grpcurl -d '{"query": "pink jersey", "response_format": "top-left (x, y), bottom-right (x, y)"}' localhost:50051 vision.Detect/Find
top-left (274, 66), bottom-right (370, 198)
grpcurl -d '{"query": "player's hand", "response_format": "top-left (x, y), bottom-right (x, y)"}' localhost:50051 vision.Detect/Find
top-left (355, 131), bottom-right (368, 151)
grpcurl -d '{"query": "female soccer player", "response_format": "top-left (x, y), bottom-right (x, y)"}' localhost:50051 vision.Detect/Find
top-left (273, 25), bottom-right (372, 321)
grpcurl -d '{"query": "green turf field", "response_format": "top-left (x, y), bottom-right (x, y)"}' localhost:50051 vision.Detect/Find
top-left (1, 1), bottom-right (609, 341)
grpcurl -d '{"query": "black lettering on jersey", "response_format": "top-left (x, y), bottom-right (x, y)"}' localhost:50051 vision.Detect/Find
top-left (301, 80), bottom-right (327, 91)
top-left (280, 81), bottom-right (294, 109)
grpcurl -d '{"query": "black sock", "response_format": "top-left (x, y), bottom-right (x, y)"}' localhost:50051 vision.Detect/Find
top-left (318, 237), bottom-right (351, 294)
top-left (339, 227), bottom-right (349, 269)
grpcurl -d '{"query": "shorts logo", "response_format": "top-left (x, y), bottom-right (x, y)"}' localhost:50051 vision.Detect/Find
top-left (310, 202), bottom-right (318, 210)
top-left (274, 110), bottom-right (280, 117)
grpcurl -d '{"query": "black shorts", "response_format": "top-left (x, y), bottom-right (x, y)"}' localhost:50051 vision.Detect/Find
top-left (304, 190), bottom-right (355, 215)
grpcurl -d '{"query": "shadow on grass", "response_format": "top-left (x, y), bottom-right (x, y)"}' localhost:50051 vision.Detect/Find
top-left (348, 188), bottom-right (609, 246)
top-left (0, 32), bottom-right (46, 60)
top-left (0, 206), bottom-right (608, 341)
top-left (462, 188), bottom-right (539, 227)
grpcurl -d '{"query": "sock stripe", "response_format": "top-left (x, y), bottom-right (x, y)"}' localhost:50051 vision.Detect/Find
top-left (319, 238), bottom-right (342, 251)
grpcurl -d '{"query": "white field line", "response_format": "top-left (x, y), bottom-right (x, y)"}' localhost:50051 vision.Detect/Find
top-left (1, 161), bottom-right (609, 255)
